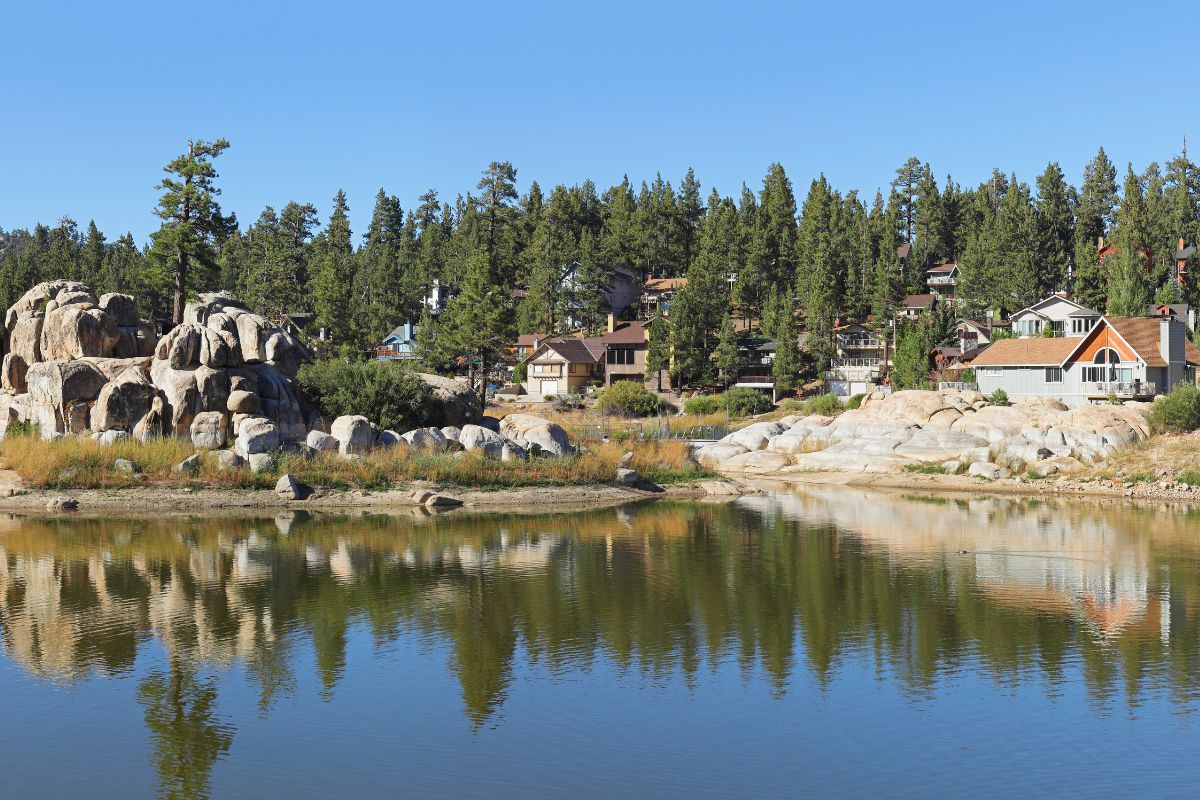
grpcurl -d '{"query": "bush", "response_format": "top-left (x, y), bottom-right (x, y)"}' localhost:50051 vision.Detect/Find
top-left (987, 388), bottom-right (1010, 406)
top-left (297, 359), bottom-right (444, 431)
top-left (595, 381), bottom-right (669, 417)
top-left (800, 393), bottom-right (842, 416)
top-left (1147, 383), bottom-right (1200, 433)
top-left (847, 393), bottom-right (865, 410)
top-left (683, 394), bottom-right (723, 415)
top-left (719, 387), bottom-right (774, 417)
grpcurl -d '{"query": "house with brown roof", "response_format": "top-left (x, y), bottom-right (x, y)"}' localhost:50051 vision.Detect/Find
top-left (926, 262), bottom-right (959, 292)
top-left (1010, 293), bottom-right (1101, 338)
top-left (600, 319), bottom-right (651, 386)
top-left (521, 337), bottom-right (606, 397)
top-left (973, 314), bottom-right (1199, 404)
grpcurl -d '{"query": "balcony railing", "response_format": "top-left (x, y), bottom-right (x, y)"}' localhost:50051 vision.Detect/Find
top-left (927, 276), bottom-right (956, 286)
top-left (830, 358), bottom-right (881, 369)
top-left (1086, 381), bottom-right (1156, 397)
top-left (836, 336), bottom-right (885, 349)
top-left (938, 381), bottom-right (979, 391)
top-left (736, 373), bottom-right (775, 384)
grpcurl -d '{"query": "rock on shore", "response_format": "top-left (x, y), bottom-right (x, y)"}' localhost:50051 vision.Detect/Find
top-left (697, 389), bottom-right (1151, 478)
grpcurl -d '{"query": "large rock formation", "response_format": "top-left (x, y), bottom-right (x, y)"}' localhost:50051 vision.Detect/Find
top-left (697, 389), bottom-right (1151, 477)
top-left (0, 283), bottom-right (308, 443)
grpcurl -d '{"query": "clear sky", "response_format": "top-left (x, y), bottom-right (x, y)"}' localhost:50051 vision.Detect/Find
top-left (4, 0), bottom-right (1198, 242)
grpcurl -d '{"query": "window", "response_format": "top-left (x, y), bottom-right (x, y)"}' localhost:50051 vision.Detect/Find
top-left (1093, 347), bottom-right (1119, 365)
top-left (606, 348), bottom-right (634, 365)
top-left (1045, 367), bottom-right (1063, 383)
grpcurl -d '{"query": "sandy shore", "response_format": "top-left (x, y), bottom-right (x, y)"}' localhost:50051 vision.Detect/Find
top-left (0, 480), bottom-right (732, 515)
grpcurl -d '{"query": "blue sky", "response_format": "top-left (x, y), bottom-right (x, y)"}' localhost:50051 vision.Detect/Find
top-left (4, 0), bottom-right (1198, 242)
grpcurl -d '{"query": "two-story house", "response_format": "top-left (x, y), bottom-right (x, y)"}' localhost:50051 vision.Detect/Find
top-left (377, 321), bottom-right (420, 360)
top-left (520, 337), bottom-right (606, 397)
top-left (926, 262), bottom-right (959, 292)
top-left (600, 319), bottom-right (650, 386)
top-left (974, 314), bottom-right (1200, 404)
top-left (827, 323), bottom-right (888, 397)
top-left (1010, 294), bottom-right (1101, 338)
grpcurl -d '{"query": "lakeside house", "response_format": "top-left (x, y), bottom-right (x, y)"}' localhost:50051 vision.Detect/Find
top-left (517, 317), bottom-right (651, 396)
top-left (1010, 293), bottom-right (1100, 337)
top-left (827, 323), bottom-right (888, 397)
top-left (559, 261), bottom-right (641, 327)
top-left (973, 313), bottom-right (1200, 404)
top-left (521, 337), bottom-right (605, 396)
top-left (733, 337), bottom-right (780, 399)
top-left (600, 319), bottom-right (650, 386)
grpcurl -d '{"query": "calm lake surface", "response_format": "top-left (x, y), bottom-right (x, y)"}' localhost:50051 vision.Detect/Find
top-left (3, 489), bottom-right (1200, 798)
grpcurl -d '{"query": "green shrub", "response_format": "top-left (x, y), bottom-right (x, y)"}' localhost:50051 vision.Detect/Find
top-left (846, 393), bottom-right (865, 410)
top-left (683, 394), bottom-right (723, 415)
top-left (719, 387), bottom-right (774, 417)
top-left (595, 381), bottom-right (669, 417)
top-left (1106, 392), bottom-right (1124, 406)
top-left (957, 368), bottom-right (976, 382)
top-left (800, 393), bottom-right (842, 416)
top-left (297, 359), bottom-right (445, 431)
top-left (902, 463), bottom-right (947, 475)
top-left (778, 398), bottom-right (804, 412)
top-left (987, 388), bottom-right (1010, 406)
top-left (1147, 383), bottom-right (1200, 433)
top-left (513, 362), bottom-right (527, 384)
top-left (1180, 469), bottom-right (1200, 486)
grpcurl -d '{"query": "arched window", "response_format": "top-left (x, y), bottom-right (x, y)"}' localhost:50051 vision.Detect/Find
top-left (1093, 348), bottom-right (1120, 365)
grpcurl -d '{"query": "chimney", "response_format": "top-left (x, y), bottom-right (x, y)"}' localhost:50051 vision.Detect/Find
top-left (1161, 314), bottom-right (1186, 390)
top-left (607, 313), bottom-right (615, 334)
top-left (1097, 235), bottom-right (1105, 253)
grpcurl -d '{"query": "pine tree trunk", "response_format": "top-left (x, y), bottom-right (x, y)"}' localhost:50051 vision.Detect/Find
top-left (173, 247), bottom-right (186, 324)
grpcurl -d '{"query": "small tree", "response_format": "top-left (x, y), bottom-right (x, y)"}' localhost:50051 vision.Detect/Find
top-left (645, 316), bottom-right (670, 391)
top-left (714, 314), bottom-right (739, 389)
top-left (892, 320), bottom-right (935, 389)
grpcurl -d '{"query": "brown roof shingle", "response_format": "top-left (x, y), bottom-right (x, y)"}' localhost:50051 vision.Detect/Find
top-left (1105, 316), bottom-right (1167, 366)
top-left (970, 336), bottom-right (1083, 366)
top-left (601, 320), bottom-right (648, 344)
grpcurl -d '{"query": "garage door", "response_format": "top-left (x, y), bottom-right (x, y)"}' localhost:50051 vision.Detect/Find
top-left (539, 380), bottom-right (559, 396)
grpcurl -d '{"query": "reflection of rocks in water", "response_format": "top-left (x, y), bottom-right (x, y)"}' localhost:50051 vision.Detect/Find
top-left (1, 498), bottom-right (1199, 728)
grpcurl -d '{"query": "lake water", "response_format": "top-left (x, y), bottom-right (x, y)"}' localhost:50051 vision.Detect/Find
top-left (2, 489), bottom-right (1200, 798)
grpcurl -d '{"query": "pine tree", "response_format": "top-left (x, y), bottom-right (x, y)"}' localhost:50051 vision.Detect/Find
top-left (678, 168), bottom-right (705, 270)
top-left (150, 138), bottom-right (236, 323)
top-left (891, 157), bottom-right (928, 248)
top-left (714, 313), bottom-right (738, 388)
top-left (1073, 147), bottom-right (1118, 309)
top-left (1034, 163), bottom-right (1076, 296)
top-left (795, 176), bottom-right (839, 376)
top-left (311, 190), bottom-right (355, 350)
top-left (1107, 165), bottom-right (1151, 316)
top-left (573, 229), bottom-right (612, 333)
top-left (437, 249), bottom-right (515, 411)
top-left (82, 221), bottom-right (106, 291)
top-left (645, 315), bottom-right (670, 391)
top-left (765, 289), bottom-right (800, 396)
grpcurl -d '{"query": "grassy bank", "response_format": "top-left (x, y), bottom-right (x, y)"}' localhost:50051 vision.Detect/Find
top-left (0, 435), bottom-right (711, 492)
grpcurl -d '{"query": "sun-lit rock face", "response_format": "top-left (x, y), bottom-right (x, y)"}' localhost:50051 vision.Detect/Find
top-left (0, 283), bottom-right (311, 445)
top-left (697, 389), bottom-right (1151, 477)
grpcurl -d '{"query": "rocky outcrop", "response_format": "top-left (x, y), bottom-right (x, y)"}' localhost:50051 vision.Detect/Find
top-left (697, 389), bottom-right (1151, 478)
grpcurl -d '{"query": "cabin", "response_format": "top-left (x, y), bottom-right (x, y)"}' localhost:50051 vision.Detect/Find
top-left (973, 314), bottom-right (1200, 404)
top-left (1010, 294), bottom-right (1100, 338)
top-left (898, 293), bottom-right (936, 320)
top-left (377, 321), bottom-right (420, 360)
top-left (926, 262), bottom-right (959, 292)
top-left (520, 337), bottom-right (605, 397)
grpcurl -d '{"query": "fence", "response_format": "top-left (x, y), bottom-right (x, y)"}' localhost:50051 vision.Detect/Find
top-left (938, 381), bottom-right (979, 391)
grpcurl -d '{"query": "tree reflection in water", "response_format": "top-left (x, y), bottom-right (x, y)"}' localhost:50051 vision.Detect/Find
top-left (1, 492), bottom-right (1200, 797)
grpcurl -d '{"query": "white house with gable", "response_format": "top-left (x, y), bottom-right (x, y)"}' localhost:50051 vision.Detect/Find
top-left (1010, 294), bottom-right (1101, 338)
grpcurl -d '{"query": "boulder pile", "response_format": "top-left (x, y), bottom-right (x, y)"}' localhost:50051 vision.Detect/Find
top-left (0, 280), bottom-right (580, 469)
top-left (0, 282), bottom-right (311, 450)
top-left (697, 389), bottom-right (1151, 478)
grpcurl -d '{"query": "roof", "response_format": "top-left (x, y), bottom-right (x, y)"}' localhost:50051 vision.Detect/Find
top-left (970, 336), bottom-right (1083, 366)
top-left (959, 343), bottom-right (992, 363)
top-left (516, 333), bottom-right (549, 347)
top-left (896, 242), bottom-right (911, 259)
top-left (601, 320), bottom-right (648, 345)
top-left (644, 277), bottom-right (687, 291)
top-left (926, 263), bottom-right (958, 274)
top-left (1177, 245), bottom-right (1196, 260)
top-left (540, 337), bottom-right (605, 363)
top-left (901, 293), bottom-right (935, 309)
top-left (383, 323), bottom-right (414, 342)
top-left (1012, 294), bottom-right (1100, 320)
top-left (1103, 316), bottom-right (1169, 367)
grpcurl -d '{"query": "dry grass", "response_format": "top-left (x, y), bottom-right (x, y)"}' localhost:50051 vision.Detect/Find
top-left (0, 433), bottom-right (711, 491)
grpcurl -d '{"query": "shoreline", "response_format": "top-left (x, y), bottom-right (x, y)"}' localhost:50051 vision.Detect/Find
top-left (740, 468), bottom-right (1200, 503)
top-left (0, 480), bottom-right (740, 515)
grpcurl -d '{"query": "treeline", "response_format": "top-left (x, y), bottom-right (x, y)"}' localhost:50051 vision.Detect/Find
top-left (2, 141), bottom-right (1199, 390)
